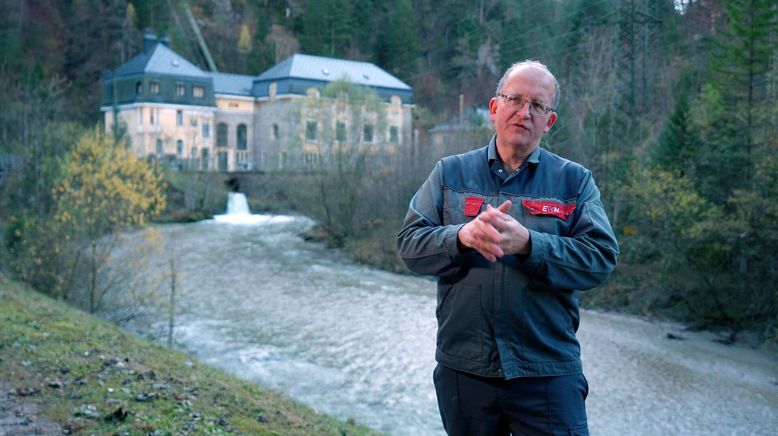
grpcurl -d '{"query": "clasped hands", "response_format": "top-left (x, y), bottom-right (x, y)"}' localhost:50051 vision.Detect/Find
top-left (457, 200), bottom-right (531, 262)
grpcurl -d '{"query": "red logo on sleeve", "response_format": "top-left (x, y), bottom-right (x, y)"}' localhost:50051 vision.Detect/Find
top-left (464, 197), bottom-right (484, 217)
top-left (522, 199), bottom-right (576, 221)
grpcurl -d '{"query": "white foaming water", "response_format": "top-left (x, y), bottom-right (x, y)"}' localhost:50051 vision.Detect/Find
top-left (121, 217), bottom-right (778, 436)
top-left (213, 192), bottom-right (293, 225)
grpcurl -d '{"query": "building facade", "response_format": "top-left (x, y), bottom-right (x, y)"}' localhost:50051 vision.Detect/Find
top-left (101, 33), bottom-right (414, 172)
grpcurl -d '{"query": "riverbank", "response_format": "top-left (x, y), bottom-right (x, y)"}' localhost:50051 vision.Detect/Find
top-left (0, 274), bottom-right (378, 435)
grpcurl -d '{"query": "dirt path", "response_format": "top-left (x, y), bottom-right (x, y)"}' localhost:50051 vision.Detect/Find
top-left (0, 380), bottom-right (62, 435)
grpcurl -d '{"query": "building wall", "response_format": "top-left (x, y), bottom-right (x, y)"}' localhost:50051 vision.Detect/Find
top-left (104, 91), bottom-right (414, 173)
top-left (213, 95), bottom-right (254, 171)
top-left (104, 103), bottom-right (216, 170)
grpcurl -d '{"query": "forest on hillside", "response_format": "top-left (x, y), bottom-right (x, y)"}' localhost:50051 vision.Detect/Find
top-left (0, 0), bottom-right (776, 341)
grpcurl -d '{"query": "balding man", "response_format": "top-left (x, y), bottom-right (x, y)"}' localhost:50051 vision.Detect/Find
top-left (397, 61), bottom-right (619, 435)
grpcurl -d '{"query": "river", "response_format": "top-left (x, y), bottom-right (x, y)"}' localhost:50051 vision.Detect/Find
top-left (127, 209), bottom-right (777, 435)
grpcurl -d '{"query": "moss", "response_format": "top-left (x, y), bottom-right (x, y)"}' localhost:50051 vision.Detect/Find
top-left (0, 274), bottom-right (379, 435)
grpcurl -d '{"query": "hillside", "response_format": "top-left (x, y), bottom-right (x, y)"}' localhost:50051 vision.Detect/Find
top-left (0, 274), bottom-right (377, 435)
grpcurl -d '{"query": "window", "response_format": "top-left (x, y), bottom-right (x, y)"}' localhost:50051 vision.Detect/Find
top-left (363, 124), bottom-right (373, 143)
top-left (305, 120), bottom-right (318, 142)
top-left (236, 151), bottom-right (248, 169)
top-left (176, 110), bottom-right (183, 126)
top-left (237, 124), bottom-right (247, 150)
top-left (193, 86), bottom-right (204, 98)
top-left (136, 82), bottom-right (143, 96)
top-left (137, 108), bottom-right (142, 126)
top-left (390, 126), bottom-right (399, 144)
top-left (336, 122), bottom-right (347, 142)
top-left (176, 140), bottom-right (184, 156)
top-left (190, 117), bottom-right (197, 126)
top-left (272, 124), bottom-right (279, 140)
top-left (202, 122), bottom-right (210, 138)
top-left (156, 139), bottom-right (164, 156)
top-left (176, 84), bottom-right (186, 97)
top-left (150, 81), bottom-right (160, 95)
top-left (191, 146), bottom-right (198, 157)
top-left (150, 109), bottom-right (155, 125)
top-left (217, 151), bottom-right (228, 171)
top-left (201, 147), bottom-right (210, 170)
top-left (217, 123), bottom-right (228, 147)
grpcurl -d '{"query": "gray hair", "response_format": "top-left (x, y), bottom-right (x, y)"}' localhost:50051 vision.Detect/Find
top-left (495, 60), bottom-right (560, 110)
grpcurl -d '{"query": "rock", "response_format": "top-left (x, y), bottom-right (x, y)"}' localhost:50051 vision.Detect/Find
top-left (15, 387), bottom-right (40, 397)
top-left (103, 406), bottom-right (129, 422)
top-left (47, 380), bottom-right (63, 389)
top-left (102, 357), bottom-right (121, 367)
top-left (73, 404), bottom-right (101, 419)
top-left (134, 392), bottom-right (158, 402)
top-left (666, 333), bottom-right (685, 340)
top-left (59, 366), bottom-right (70, 374)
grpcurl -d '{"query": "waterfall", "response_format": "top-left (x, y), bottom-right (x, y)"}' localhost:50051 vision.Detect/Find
top-left (212, 192), bottom-right (291, 225)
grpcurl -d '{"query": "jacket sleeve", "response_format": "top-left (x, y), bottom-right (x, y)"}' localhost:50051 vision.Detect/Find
top-left (520, 172), bottom-right (619, 291)
top-left (396, 161), bottom-right (472, 278)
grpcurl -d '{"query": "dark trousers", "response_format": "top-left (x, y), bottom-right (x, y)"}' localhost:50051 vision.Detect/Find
top-left (433, 364), bottom-right (589, 436)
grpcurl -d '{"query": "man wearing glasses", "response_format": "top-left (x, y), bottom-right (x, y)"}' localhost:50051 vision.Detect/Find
top-left (397, 61), bottom-right (618, 435)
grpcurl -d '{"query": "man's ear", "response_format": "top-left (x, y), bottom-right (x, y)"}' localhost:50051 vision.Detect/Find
top-left (488, 97), bottom-right (498, 122)
top-left (544, 112), bottom-right (558, 133)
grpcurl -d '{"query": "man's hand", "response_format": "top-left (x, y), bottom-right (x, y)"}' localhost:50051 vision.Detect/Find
top-left (457, 200), bottom-right (531, 262)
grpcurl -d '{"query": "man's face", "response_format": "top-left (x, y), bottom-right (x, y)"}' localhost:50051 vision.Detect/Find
top-left (489, 66), bottom-right (558, 152)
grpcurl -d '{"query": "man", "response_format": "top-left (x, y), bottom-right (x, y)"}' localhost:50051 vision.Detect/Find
top-left (396, 60), bottom-right (618, 435)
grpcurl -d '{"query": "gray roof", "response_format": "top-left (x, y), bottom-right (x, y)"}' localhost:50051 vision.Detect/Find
top-left (208, 72), bottom-right (255, 96)
top-left (113, 43), bottom-right (209, 79)
top-left (429, 108), bottom-right (492, 132)
top-left (255, 54), bottom-right (411, 91)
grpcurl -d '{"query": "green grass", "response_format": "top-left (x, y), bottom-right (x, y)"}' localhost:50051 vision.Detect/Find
top-left (0, 274), bottom-right (379, 435)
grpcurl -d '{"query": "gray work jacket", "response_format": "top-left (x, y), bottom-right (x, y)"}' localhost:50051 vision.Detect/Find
top-left (397, 136), bottom-right (619, 379)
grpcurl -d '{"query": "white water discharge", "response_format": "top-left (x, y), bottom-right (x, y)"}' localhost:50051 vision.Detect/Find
top-left (133, 214), bottom-right (777, 435)
top-left (213, 192), bottom-right (292, 225)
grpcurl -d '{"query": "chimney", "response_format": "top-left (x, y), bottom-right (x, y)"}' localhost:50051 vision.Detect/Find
top-left (159, 34), bottom-right (171, 47)
top-left (143, 30), bottom-right (157, 53)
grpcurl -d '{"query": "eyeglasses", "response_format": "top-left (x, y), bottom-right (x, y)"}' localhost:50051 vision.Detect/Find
top-left (497, 94), bottom-right (554, 116)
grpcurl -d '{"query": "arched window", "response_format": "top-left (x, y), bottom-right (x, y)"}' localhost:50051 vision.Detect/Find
top-left (217, 123), bottom-right (228, 147)
top-left (237, 124), bottom-right (247, 150)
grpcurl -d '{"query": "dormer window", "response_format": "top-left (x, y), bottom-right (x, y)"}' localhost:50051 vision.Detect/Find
top-left (193, 86), bottom-right (204, 98)
top-left (149, 81), bottom-right (160, 95)
top-left (136, 82), bottom-right (143, 96)
top-left (176, 84), bottom-right (186, 97)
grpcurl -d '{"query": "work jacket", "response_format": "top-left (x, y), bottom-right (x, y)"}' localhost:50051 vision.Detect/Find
top-left (397, 136), bottom-right (619, 379)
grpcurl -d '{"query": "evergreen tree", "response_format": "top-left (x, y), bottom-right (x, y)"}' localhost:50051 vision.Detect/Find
top-left (711, 0), bottom-right (776, 160)
top-left (301, 0), bottom-right (351, 57)
top-left (653, 91), bottom-right (700, 177)
top-left (378, 0), bottom-right (420, 81)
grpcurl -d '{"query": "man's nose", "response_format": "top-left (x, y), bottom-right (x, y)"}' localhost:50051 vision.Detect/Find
top-left (515, 101), bottom-right (532, 118)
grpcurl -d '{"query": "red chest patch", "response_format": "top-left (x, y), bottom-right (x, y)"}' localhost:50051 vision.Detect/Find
top-left (463, 196), bottom-right (484, 217)
top-left (522, 199), bottom-right (576, 221)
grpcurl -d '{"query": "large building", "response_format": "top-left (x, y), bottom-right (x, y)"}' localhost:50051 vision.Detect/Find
top-left (101, 33), bottom-right (414, 172)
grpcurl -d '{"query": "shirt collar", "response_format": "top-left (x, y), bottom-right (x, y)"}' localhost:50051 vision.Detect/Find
top-left (487, 135), bottom-right (542, 168)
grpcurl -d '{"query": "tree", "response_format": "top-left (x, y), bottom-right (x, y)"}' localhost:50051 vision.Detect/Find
top-left (377, 0), bottom-right (420, 81)
top-left (711, 0), bottom-right (776, 161)
top-left (300, 0), bottom-right (351, 57)
top-left (289, 80), bottom-right (388, 245)
top-left (53, 128), bottom-right (165, 313)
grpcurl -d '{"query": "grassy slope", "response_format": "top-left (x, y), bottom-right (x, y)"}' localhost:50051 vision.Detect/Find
top-left (0, 275), bottom-right (378, 435)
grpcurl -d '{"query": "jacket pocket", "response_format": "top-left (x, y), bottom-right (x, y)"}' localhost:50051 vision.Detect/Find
top-left (436, 283), bottom-right (483, 362)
